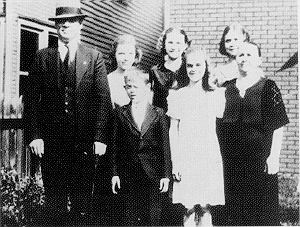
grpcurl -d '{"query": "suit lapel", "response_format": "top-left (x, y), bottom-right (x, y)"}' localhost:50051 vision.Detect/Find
top-left (48, 48), bottom-right (63, 90)
top-left (122, 104), bottom-right (140, 135)
top-left (121, 104), bottom-right (158, 136)
top-left (76, 44), bottom-right (89, 89)
top-left (141, 104), bottom-right (158, 137)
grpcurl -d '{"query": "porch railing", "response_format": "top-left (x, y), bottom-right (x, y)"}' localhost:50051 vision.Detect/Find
top-left (0, 95), bottom-right (33, 178)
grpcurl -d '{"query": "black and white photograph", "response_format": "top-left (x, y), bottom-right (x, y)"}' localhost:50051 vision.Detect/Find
top-left (0, 0), bottom-right (298, 226)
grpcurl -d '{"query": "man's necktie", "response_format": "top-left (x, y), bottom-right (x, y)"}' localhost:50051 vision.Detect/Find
top-left (63, 44), bottom-right (73, 123)
top-left (63, 45), bottom-right (69, 68)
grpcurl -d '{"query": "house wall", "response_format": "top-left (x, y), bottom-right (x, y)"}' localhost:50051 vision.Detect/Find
top-left (81, 0), bottom-right (164, 71)
top-left (4, 0), bottom-right (57, 100)
top-left (167, 0), bottom-right (298, 176)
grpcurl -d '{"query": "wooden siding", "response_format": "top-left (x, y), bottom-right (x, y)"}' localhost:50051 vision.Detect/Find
top-left (81, 0), bottom-right (164, 71)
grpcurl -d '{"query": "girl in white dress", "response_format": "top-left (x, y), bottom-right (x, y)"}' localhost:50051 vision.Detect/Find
top-left (107, 34), bottom-right (143, 108)
top-left (167, 46), bottom-right (225, 225)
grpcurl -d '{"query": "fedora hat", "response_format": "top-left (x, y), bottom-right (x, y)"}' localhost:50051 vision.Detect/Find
top-left (49, 0), bottom-right (87, 21)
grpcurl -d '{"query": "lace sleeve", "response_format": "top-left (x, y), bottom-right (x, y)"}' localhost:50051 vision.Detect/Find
top-left (271, 83), bottom-right (284, 106)
top-left (262, 80), bottom-right (289, 131)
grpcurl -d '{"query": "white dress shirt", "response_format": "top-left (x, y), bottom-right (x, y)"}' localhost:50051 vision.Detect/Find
top-left (58, 38), bottom-right (79, 63)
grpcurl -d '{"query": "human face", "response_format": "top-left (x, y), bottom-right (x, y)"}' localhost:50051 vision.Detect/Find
top-left (186, 53), bottom-right (206, 83)
top-left (236, 43), bottom-right (261, 74)
top-left (165, 31), bottom-right (187, 60)
top-left (116, 43), bottom-right (136, 71)
top-left (55, 17), bottom-right (82, 43)
top-left (124, 80), bottom-right (149, 104)
top-left (224, 29), bottom-right (245, 57)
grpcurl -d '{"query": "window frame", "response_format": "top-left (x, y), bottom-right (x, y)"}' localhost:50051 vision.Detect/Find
top-left (18, 19), bottom-right (57, 77)
top-left (16, 19), bottom-right (57, 101)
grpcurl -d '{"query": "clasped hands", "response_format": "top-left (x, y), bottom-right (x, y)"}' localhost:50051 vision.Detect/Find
top-left (112, 176), bottom-right (170, 194)
top-left (29, 139), bottom-right (107, 157)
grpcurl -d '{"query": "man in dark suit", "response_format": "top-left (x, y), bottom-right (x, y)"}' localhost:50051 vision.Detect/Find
top-left (111, 69), bottom-right (171, 226)
top-left (28, 1), bottom-right (112, 225)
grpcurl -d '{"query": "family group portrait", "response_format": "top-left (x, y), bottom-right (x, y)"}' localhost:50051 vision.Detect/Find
top-left (0, 0), bottom-right (299, 226)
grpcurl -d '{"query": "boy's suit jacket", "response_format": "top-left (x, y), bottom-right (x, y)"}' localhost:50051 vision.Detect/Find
top-left (29, 44), bottom-right (112, 145)
top-left (111, 103), bottom-right (172, 184)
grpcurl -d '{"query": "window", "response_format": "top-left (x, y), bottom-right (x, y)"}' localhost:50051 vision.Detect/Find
top-left (20, 29), bottom-right (39, 73)
top-left (48, 32), bottom-right (58, 48)
top-left (18, 19), bottom-right (57, 97)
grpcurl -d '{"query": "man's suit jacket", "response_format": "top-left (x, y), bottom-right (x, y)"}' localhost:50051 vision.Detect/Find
top-left (29, 44), bottom-right (112, 144)
top-left (111, 103), bottom-right (172, 185)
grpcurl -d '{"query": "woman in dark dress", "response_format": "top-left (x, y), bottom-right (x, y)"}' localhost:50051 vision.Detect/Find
top-left (150, 27), bottom-right (190, 112)
top-left (218, 42), bottom-right (289, 226)
top-left (213, 22), bottom-right (251, 225)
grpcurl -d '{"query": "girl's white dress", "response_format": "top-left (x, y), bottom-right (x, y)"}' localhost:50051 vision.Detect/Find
top-left (167, 82), bottom-right (225, 208)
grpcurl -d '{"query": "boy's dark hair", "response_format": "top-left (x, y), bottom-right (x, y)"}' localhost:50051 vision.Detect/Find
top-left (108, 34), bottom-right (142, 73)
top-left (219, 23), bottom-right (250, 57)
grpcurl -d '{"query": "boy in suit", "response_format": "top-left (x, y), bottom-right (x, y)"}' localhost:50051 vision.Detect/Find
top-left (111, 68), bottom-right (171, 226)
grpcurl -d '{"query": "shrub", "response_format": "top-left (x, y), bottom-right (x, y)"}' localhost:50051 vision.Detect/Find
top-left (1, 167), bottom-right (45, 227)
top-left (1, 167), bottom-right (299, 226)
top-left (279, 175), bottom-right (300, 226)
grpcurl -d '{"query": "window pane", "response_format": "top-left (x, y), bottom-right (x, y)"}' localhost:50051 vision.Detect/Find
top-left (19, 74), bottom-right (28, 97)
top-left (20, 29), bottom-right (39, 72)
top-left (48, 34), bottom-right (58, 48)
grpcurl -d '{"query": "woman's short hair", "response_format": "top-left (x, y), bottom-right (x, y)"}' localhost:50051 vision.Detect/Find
top-left (184, 46), bottom-right (213, 92)
top-left (108, 34), bottom-right (143, 72)
top-left (156, 27), bottom-right (191, 58)
top-left (241, 41), bottom-right (262, 57)
top-left (219, 22), bottom-right (250, 57)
